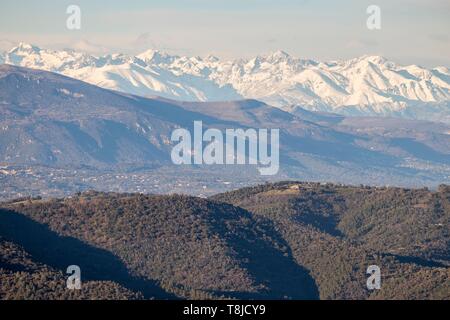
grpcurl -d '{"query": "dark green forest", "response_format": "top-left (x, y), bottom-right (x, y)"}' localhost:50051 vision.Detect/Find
top-left (1, 183), bottom-right (449, 300)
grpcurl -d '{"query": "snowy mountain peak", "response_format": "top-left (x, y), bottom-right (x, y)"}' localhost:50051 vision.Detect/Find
top-left (9, 42), bottom-right (40, 54)
top-left (137, 49), bottom-right (175, 65)
top-left (1, 43), bottom-right (449, 123)
top-left (205, 54), bottom-right (220, 63)
top-left (358, 55), bottom-right (388, 64)
top-left (266, 50), bottom-right (291, 61)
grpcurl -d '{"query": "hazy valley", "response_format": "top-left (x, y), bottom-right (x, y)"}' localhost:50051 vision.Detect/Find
top-left (1, 64), bottom-right (449, 201)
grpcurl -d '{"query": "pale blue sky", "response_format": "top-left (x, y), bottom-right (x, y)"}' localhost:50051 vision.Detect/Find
top-left (0, 0), bottom-right (449, 67)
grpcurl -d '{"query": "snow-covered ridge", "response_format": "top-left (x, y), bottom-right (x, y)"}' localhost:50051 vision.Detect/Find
top-left (3, 42), bottom-right (450, 122)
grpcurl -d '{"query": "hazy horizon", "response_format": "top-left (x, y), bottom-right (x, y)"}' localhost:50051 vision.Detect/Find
top-left (0, 0), bottom-right (449, 68)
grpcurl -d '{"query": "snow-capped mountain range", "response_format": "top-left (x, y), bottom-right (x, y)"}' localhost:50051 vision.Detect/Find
top-left (2, 43), bottom-right (450, 123)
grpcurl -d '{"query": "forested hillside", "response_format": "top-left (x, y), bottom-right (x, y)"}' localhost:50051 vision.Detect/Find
top-left (0, 183), bottom-right (449, 300)
top-left (212, 182), bottom-right (450, 299)
top-left (0, 237), bottom-right (142, 300)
